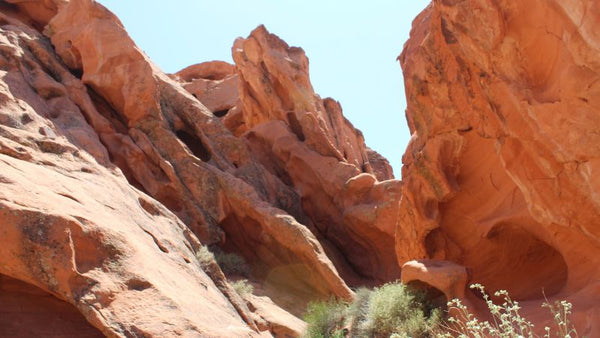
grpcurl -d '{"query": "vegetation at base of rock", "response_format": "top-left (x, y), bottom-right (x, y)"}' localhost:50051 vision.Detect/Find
top-left (214, 250), bottom-right (250, 276)
top-left (303, 299), bottom-right (347, 338)
top-left (231, 279), bottom-right (254, 297)
top-left (303, 283), bottom-right (579, 338)
top-left (195, 246), bottom-right (250, 276)
top-left (195, 246), bottom-right (215, 266)
top-left (440, 284), bottom-right (579, 338)
top-left (302, 281), bottom-right (442, 338)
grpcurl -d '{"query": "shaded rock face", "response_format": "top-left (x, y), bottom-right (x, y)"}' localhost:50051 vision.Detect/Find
top-left (0, 274), bottom-right (104, 337)
top-left (0, 0), bottom-right (406, 336)
top-left (399, 0), bottom-right (600, 334)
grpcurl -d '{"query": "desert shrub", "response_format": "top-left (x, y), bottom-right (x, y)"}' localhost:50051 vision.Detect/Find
top-left (303, 299), bottom-right (347, 338)
top-left (303, 282), bottom-right (579, 338)
top-left (440, 284), bottom-right (579, 338)
top-left (346, 287), bottom-right (371, 335)
top-left (195, 246), bottom-right (250, 276)
top-left (195, 245), bottom-right (215, 266)
top-left (214, 250), bottom-right (250, 276)
top-left (231, 279), bottom-right (254, 297)
top-left (360, 282), bottom-right (442, 338)
top-left (542, 299), bottom-right (578, 338)
top-left (303, 282), bottom-right (442, 338)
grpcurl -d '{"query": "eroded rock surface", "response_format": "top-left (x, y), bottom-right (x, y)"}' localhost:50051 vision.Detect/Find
top-left (229, 26), bottom-right (402, 282)
top-left (0, 0), bottom-right (371, 336)
top-left (6, 0), bottom-right (598, 335)
top-left (399, 0), bottom-right (600, 334)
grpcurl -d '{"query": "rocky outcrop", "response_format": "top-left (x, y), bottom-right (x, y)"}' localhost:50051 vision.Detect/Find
top-left (399, 0), bottom-right (600, 334)
top-left (49, 0), bottom-right (353, 303)
top-left (172, 61), bottom-right (239, 116)
top-left (0, 14), bottom-right (254, 334)
top-left (168, 25), bottom-right (403, 283)
top-left (0, 0), bottom-right (370, 336)
top-left (9, 0), bottom-right (600, 335)
top-left (228, 26), bottom-right (402, 282)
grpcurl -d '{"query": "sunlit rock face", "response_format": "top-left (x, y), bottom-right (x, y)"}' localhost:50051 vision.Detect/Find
top-left (0, 0), bottom-right (406, 336)
top-left (399, 0), bottom-right (600, 335)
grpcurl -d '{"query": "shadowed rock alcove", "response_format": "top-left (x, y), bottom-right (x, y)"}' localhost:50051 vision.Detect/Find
top-left (466, 223), bottom-right (568, 301)
top-left (0, 274), bottom-right (103, 337)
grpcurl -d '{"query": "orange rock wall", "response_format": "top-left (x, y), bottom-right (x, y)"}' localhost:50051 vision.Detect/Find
top-left (0, 0), bottom-right (398, 335)
top-left (399, 0), bottom-right (600, 334)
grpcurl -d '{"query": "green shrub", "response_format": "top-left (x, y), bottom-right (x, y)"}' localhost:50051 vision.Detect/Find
top-left (361, 282), bottom-right (442, 338)
top-left (231, 279), bottom-right (254, 297)
top-left (195, 246), bottom-right (250, 276)
top-left (346, 287), bottom-right (371, 334)
top-left (302, 282), bottom-right (442, 338)
top-left (303, 299), bottom-right (347, 338)
top-left (195, 245), bottom-right (215, 266)
top-left (302, 282), bottom-right (580, 337)
top-left (214, 250), bottom-right (250, 276)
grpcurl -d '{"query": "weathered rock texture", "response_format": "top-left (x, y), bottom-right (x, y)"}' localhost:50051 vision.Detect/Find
top-left (173, 26), bottom-right (403, 283)
top-left (0, 0), bottom-right (406, 336)
top-left (399, 0), bottom-right (600, 335)
top-left (6, 0), bottom-right (598, 335)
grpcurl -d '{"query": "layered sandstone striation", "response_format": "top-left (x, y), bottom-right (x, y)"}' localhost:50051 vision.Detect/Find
top-left (399, 0), bottom-right (600, 334)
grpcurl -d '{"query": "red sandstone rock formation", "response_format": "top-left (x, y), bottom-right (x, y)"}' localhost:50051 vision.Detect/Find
top-left (5, 0), bottom-right (598, 336)
top-left (398, 0), bottom-right (600, 335)
top-left (232, 26), bottom-right (401, 282)
top-left (0, 0), bottom-right (378, 336)
top-left (171, 26), bottom-right (402, 283)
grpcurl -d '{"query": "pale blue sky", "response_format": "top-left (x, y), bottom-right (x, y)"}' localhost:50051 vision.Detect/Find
top-left (97, 1), bottom-right (430, 175)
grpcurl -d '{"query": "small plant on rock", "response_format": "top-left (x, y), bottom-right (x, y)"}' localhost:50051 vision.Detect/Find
top-left (231, 279), bottom-right (254, 297)
top-left (440, 284), bottom-right (579, 338)
top-left (195, 245), bottom-right (215, 266)
top-left (214, 250), bottom-right (250, 276)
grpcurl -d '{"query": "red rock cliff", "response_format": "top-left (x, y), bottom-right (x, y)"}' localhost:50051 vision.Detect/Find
top-left (399, 0), bottom-right (600, 335)
top-left (0, 0), bottom-right (401, 336)
top-left (2, 0), bottom-right (599, 336)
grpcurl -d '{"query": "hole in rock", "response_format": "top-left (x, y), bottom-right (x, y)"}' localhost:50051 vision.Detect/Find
top-left (70, 67), bottom-right (83, 79)
top-left (176, 129), bottom-right (211, 162)
top-left (213, 109), bottom-right (229, 118)
top-left (286, 112), bottom-right (305, 142)
top-left (126, 277), bottom-right (152, 291)
top-left (406, 280), bottom-right (448, 315)
top-left (0, 274), bottom-right (103, 337)
top-left (467, 223), bottom-right (568, 301)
